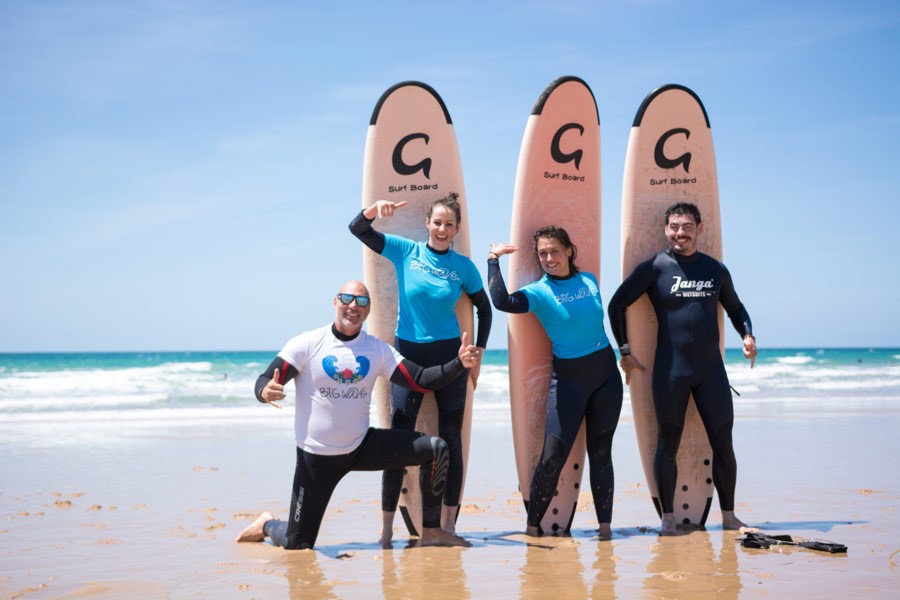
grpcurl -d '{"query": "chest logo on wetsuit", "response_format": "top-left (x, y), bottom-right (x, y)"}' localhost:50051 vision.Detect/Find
top-left (322, 355), bottom-right (370, 384)
top-left (544, 122), bottom-right (587, 183)
top-left (670, 275), bottom-right (715, 297)
top-left (410, 259), bottom-right (460, 281)
top-left (553, 286), bottom-right (597, 305)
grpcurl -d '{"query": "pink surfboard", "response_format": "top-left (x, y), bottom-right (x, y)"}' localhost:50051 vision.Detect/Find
top-left (507, 76), bottom-right (601, 534)
top-left (620, 84), bottom-right (722, 526)
top-left (360, 81), bottom-right (474, 537)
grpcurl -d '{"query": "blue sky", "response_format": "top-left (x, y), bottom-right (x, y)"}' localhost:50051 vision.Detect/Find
top-left (2, 1), bottom-right (898, 352)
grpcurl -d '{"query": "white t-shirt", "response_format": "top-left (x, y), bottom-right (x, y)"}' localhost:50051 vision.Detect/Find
top-left (278, 325), bottom-right (402, 455)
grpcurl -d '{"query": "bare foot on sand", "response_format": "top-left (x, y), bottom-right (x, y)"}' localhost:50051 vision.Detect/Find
top-left (441, 504), bottom-right (459, 534)
top-left (660, 513), bottom-right (679, 536)
top-left (420, 527), bottom-right (471, 547)
top-left (597, 523), bottom-right (612, 540)
top-left (722, 510), bottom-right (753, 531)
top-left (234, 511), bottom-right (273, 543)
top-left (380, 511), bottom-right (396, 548)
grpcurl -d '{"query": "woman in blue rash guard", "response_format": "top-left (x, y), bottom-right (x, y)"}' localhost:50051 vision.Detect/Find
top-left (487, 225), bottom-right (622, 539)
top-left (349, 192), bottom-right (492, 546)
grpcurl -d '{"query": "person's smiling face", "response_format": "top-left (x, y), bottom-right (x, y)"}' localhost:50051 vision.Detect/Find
top-left (536, 236), bottom-right (572, 277)
top-left (425, 205), bottom-right (459, 251)
top-left (333, 281), bottom-right (370, 335)
top-left (665, 212), bottom-right (703, 256)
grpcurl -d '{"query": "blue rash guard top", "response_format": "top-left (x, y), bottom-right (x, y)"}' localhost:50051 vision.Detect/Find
top-left (519, 271), bottom-right (611, 359)
top-left (382, 234), bottom-right (484, 344)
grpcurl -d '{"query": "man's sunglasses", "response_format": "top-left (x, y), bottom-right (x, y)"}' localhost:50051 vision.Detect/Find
top-left (336, 293), bottom-right (371, 307)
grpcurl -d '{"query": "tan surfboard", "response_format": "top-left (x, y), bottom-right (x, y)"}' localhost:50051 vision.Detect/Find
top-left (360, 81), bottom-right (474, 536)
top-left (620, 84), bottom-right (722, 526)
top-left (507, 76), bottom-right (601, 534)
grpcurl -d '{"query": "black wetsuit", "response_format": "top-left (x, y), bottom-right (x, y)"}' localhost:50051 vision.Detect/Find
top-left (488, 259), bottom-right (623, 529)
top-left (349, 211), bottom-right (492, 515)
top-left (608, 248), bottom-right (752, 514)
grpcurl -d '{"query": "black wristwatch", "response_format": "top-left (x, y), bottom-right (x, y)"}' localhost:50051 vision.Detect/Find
top-left (619, 343), bottom-right (631, 357)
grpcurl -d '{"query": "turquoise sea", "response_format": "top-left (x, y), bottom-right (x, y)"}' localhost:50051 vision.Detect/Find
top-left (1, 348), bottom-right (898, 445)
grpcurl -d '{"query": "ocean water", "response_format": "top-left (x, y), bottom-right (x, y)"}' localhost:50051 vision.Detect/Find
top-left (1, 348), bottom-right (898, 445)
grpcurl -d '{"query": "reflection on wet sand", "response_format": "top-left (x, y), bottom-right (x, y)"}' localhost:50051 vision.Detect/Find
top-left (380, 546), bottom-right (470, 598)
top-left (590, 540), bottom-right (618, 598)
top-left (285, 551), bottom-right (339, 599)
top-left (642, 531), bottom-right (742, 599)
top-left (519, 537), bottom-right (589, 599)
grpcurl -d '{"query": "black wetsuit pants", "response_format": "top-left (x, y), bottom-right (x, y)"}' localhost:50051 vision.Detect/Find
top-left (264, 428), bottom-right (448, 549)
top-left (652, 355), bottom-right (737, 513)
top-left (527, 345), bottom-right (623, 529)
top-left (382, 337), bottom-right (468, 513)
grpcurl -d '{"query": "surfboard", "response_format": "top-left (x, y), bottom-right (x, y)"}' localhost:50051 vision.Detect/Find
top-left (620, 83), bottom-right (722, 526)
top-left (507, 76), bottom-right (601, 534)
top-left (360, 81), bottom-right (474, 537)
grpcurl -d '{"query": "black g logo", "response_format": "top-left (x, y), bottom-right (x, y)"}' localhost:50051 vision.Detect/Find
top-left (654, 128), bottom-right (692, 173)
top-left (550, 123), bottom-right (584, 170)
top-left (392, 133), bottom-right (432, 179)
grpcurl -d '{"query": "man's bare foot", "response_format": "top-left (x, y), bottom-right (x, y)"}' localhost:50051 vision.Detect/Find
top-left (525, 524), bottom-right (541, 537)
top-left (660, 513), bottom-right (678, 536)
top-left (420, 527), bottom-right (471, 547)
top-left (441, 504), bottom-right (459, 534)
top-left (722, 510), bottom-right (753, 531)
top-left (597, 523), bottom-right (612, 540)
top-left (235, 511), bottom-right (273, 543)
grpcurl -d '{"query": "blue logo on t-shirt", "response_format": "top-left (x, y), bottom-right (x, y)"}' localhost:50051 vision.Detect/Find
top-left (409, 258), bottom-right (460, 280)
top-left (322, 355), bottom-right (370, 384)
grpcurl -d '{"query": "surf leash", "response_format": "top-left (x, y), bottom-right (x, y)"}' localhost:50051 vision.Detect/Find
top-left (739, 531), bottom-right (847, 554)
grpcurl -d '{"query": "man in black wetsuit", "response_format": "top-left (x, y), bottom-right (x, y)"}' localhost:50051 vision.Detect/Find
top-left (608, 202), bottom-right (758, 534)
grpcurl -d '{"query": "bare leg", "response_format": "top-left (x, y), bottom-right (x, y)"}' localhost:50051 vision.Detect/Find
top-left (235, 511), bottom-right (273, 543)
top-left (722, 510), bottom-right (756, 531)
top-left (525, 524), bottom-right (541, 537)
top-left (380, 510), bottom-right (396, 548)
top-left (660, 513), bottom-right (678, 535)
top-left (419, 527), bottom-right (471, 547)
top-left (597, 523), bottom-right (612, 540)
top-left (441, 504), bottom-right (459, 533)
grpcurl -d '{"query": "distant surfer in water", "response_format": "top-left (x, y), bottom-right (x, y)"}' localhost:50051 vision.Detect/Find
top-left (487, 226), bottom-right (623, 539)
top-left (349, 194), bottom-right (492, 545)
top-left (235, 280), bottom-right (476, 550)
top-left (608, 201), bottom-right (758, 534)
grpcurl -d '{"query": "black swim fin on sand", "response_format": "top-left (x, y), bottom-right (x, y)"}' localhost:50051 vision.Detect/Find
top-left (740, 532), bottom-right (847, 554)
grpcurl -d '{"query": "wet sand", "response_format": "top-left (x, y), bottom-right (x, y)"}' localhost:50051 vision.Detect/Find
top-left (1, 403), bottom-right (898, 599)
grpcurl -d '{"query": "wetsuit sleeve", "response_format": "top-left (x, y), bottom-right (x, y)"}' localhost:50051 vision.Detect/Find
top-left (389, 356), bottom-right (467, 393)
top-left (467, 288), bottom-right (493, 348)
top-left (608, 260), bottom-right (658, 347)
top-left (348, 210), bottom-right (386, 254)
top-left (487, 258), bottom-right (530, 314)
top-left (254, 357), bottom-right (300, 402)
top-left (718, 264), bottom-right (753, 338)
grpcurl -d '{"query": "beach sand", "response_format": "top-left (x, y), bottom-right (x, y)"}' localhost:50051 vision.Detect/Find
top-left (1, 403), bottom-right (898, 599)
